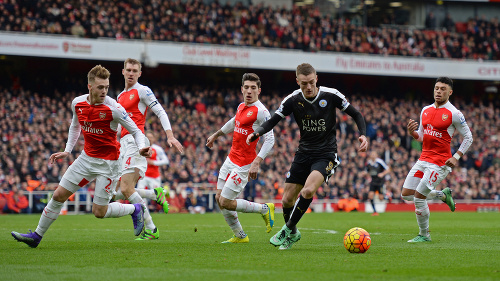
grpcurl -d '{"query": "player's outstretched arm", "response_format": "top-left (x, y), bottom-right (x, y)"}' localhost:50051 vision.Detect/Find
top-left (407, 119), bottom-right (419, 139)
top-left (206, 130), bottom-right (224, 149)
top-left (358, 135), bottom-right (368, 152)
top-left (248, 157), bottom-right (263, 180)
top-left (246, 132), bottom-right (260, 144)
top-left (49, 152), bottom-right (70, 164)
top-left (139, 147), bottom-right (152, 158)
top-left (246, 113), bottom-right (282, 144)
top-left (166, 129), bottom-right (184, 154)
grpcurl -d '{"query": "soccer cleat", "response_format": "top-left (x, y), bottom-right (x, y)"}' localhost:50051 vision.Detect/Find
top-left (442, 187), bottom-right (455, 212)
top-left (135, 228), bottom-right (159, 240)
top-left (131, 203), bottom-right (145, 236)
top-left (221, 235), bottom-right (249, 243)
top-left (270, 224), bottom-right (292, 246)
top-left (261, 203), bottom-right (275, 233)
top-left (154, 187), bottom-right (169, 214)
top-left (407, 235), bottom-right (432, 243)
top-left (11, 230), bottom-right (42, 248)
top-left (279, 230), bottom-right (302, 250)
top-left (371, 212), bottom-right (379, 216)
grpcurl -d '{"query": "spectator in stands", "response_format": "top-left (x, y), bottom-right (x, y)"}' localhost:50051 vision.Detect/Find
top-left (184, 188), bottom-right (206, 214)
top-left (1, 0), bottom-right (499, 61)
top-left (337, 192), bottom-right (359, 212)
top-left (425, 12), bottom-right (437, 29)
top-left (3, 186), bottom-right (30, 214)
top-left (443, 13), bottom-right (455, 32)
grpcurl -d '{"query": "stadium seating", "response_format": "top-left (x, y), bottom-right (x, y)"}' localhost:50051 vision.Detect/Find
top-left (0, 0), bottom-right (498, 60)
top-left (0, 84), bottom-right (498, 214)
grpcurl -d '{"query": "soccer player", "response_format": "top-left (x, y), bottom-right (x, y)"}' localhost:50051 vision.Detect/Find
top-left (136, 132), bottom-right (170, 213)
top-left (247, 63), bottom-right (368, 250)
top-left (364, 151), bottom-right (390, 216)
top-left (206, 73), bottom-right (275, 243)
top-left (403, 77), bottom-right (473, 243)
top-left (115, 58), bottom-right (183, 241)
top-left (11, 65), bottom-right (151, 248)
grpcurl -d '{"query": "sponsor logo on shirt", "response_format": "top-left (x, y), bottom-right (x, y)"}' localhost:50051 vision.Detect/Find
top-left (301, 118), bottom-right (326, 132)
top-left (81, 121), bottom-right (103, 134)
top-left (298, 102), bottom-right (304, 107)
top-left (234, 122), bottom-right (249, 135)
top-left (423, 124), bottom-right (442, 138)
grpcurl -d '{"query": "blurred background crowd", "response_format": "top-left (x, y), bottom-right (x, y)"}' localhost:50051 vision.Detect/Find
top-left (0, 0), bottom-right (499, 60)
top-left (0, 81), bottom-right (498, 213)
top-left (0, 0), bottom-right (499, 214)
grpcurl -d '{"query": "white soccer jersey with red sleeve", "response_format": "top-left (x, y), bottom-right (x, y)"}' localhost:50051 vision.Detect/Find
top-left (144, 144), bottom-right (169, 178)
top-left (415, 101), bottom-right (473, 166)
top-left (117, 82), bottom-right (172, 138)
top-left (221, 100), bottom-right (274, 167)
top-left (64, 95), bottom-right (145, 161)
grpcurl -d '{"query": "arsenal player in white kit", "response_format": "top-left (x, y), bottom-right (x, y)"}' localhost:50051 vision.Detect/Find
top-left (12, 65), bottom-right (152, 248)
top-left (402, 77), bottom-right (473, 243)
top-left (115, 58), bottom-right (183, 240)
top-left (206, 73), bottom-right (275, 243)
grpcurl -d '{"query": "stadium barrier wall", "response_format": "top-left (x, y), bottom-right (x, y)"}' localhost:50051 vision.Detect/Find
top-left (11, 191), bottom-right (499, 215)
top-left (1, 31), bottom-right (499, 80)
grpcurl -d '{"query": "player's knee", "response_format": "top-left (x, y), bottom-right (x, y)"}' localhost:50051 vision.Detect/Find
top-left (281, 196), bottom-right (295, 208)
top-left (219, 197), bottom-right (233, 210)
top-left (301, 188), bottom-right (315, 199)
top-left (92, 208), bottom-right (106, 218)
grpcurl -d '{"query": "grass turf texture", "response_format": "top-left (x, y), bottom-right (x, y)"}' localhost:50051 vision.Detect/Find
top-left (1, 212), bottom-right (498, 281)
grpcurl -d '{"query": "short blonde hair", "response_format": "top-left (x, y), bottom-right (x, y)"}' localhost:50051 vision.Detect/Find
top-left (88, 65), bottom-right (110, 84)
top-left (124, 58), bottom-right (142, 71)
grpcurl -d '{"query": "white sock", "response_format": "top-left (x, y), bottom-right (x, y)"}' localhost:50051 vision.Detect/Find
top-left (235, 199), bottom-right (266, 214)
top-left (128, 192), bottom-right (156, 231)
top-left (221, 209), bottom-right (246, 238)
top-left (136, 189), bottom-right (156, 200)
top-left (104, 202), bottom-right (135, 218)
top-left (114, 190), bottom-right (125, 200)
top-left (427, 190), bottom-right (445, 200)
top-left (414, 198), bottom-right (430, 237)
top-left (35, 199), bottom-right (64, 237)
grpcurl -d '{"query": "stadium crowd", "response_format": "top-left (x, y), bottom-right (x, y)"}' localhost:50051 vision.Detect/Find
top-left (0, 80), bottom-right (498, 213)
top-left (1, 0), bottom-right (499, 60)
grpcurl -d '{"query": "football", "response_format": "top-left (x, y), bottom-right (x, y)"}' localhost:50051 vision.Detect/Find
top-left (344, 227), bottom-right (371, 253)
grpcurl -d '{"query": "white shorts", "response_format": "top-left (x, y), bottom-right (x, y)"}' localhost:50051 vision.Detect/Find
top-left (403, 160), bottom-right (451, 196)
top-left (137, 176), bottom-right (162, 190)
top-left (119, 134), bottom-right (149, 178)
top-left (59, 151), bottom-right (120, 206)
top-left (218, 157), bottom-right (250, 200)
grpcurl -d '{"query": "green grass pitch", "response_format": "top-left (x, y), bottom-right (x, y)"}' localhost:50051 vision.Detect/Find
top-left (1, 211), bottom-right (499, 281)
